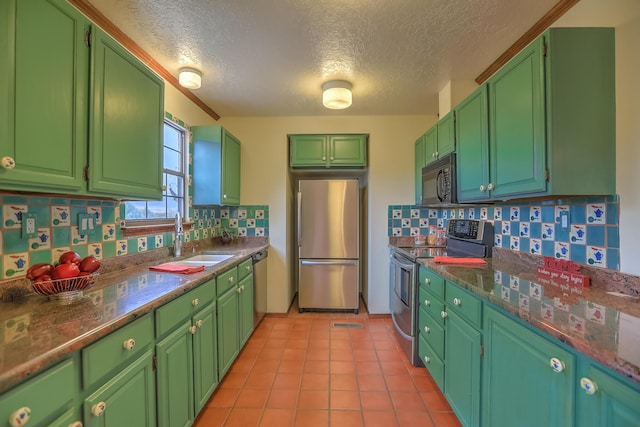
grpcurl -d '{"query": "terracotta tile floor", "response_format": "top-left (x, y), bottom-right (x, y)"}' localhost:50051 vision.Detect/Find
top-left (194, 299), bottom-right (462, 427)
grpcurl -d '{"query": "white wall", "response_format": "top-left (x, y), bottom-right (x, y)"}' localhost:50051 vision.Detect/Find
top-left (554, 0), bottom-right (640, 274)
top-left (216, 115), bottom-right (434, 314)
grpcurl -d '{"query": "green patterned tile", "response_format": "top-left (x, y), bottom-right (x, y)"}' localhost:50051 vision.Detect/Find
top-left (29, 250), bottom-right (52, 265)
top-left (70, 245), bottom-right (89, 258)
top-left (51, 227), bottom-right (71, 248)
top-left (102, 241), bottom-right (116, 258)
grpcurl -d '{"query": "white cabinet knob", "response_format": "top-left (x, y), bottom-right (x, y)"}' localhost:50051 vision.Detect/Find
top-left (122, 338), bottom-right (136, 351)
top-left (246, 265), bottom-right (251, 271)
top-left (424, 299), bottom-right (430, 307)
top-left (479, 184), bottom-right (487, 192)
top-left (440, 311), bottom-right (448, 319)
top-left (223, 194), bottom-right (227, 199)
top-left (549, 357), bottom-right (565, 373)
top-left (487, 183), bottom-right (495, 191)
top-left (424, 278), bottom-right (431, 285)
top-left (432, 152), bottom-right (437, 158)
top-left (330, 156), bottom-right (334, 161)
top-left (92, 402), bottom-right (106, 417)
top-left (189, 325), bottom-right (197, 334)
top-left (322, 156), bottom-right (326, 161)
top-left (237, 287), bottom-right (242, 294)
top-left (229, 276), bottom-right (234, 283)
top-left (1, 156), bottom-right (16, 169)
top-left (192, 298), bottom-right (199, 307)
top-left (424, 326), bottom-right (430, 334)
top-left (580, 377), bottom-right (598, 395)
top-left (424, 356), bottom-right (430, 364)
top-left (453, 297), bottom-right (461, 306)
top-left (68, 422), bottom-right (83, 427)
top-left (9, 407), bottom-right (31, 427)
top-left (196, 319), bottom-right (203, 328)
top-left (241, 285), bottom-right (245, 291)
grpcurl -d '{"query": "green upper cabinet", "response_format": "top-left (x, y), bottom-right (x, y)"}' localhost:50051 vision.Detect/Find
top-left (483, 305), bottom-right (576, 427)
top-left (192, 126), bottom-right (242, 206)
top-left (414, 133), bottom-right (426, 204)
top-left (0, 0), bottom-right (164, 199)
top-left (435, 111), bottom-right (455, 159)
top-left (482, 27), bottom-right (615, 200)
top-left (290, 134), bottom-right (367, 168)
top-left (423, 125), bottom-right (438, 166)
top-left (88, 26), bottom-right (164, 200)
top-left (455, 85), bottom-right (490, 202)
top-left (0, 0), bottom-right (88, 193)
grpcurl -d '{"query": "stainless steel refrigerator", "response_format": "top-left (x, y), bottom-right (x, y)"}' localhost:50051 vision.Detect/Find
top-left (297, 179), bottom-right (360, 313)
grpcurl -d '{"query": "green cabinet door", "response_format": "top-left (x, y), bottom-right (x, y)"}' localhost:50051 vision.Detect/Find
top-left (414, 134), bottom-right (426, 204)
top-left (222, 130), bottom-right (241, 205)
top-left (577, 361), bottom-right (640, 427)
top-left (193, 126), bottom-right (242, 206)
top-left (290, 135), bottom-right (327, 167)
top-left (0, 0), bottom-right (88, 193)
top-left (328, 135), bottom-right (366, 166)
top-left (193, 301), bottom-right (219, 414)
top-left (88, 26), bottom-right (164, 200)
top-left (436, 111), bottom-right (455, 157)
top-left (483, 306), bottom-right (575, 427)
top-left (444, 310), bottom-right (481, 427)
top-left (84, 349), bottom-right (156, 427)
top-left (239, 273), bottom-right (254, 346)
top-left (217, 286), bottom-right (240, 378)
top-left (488, 36), bottom-right (546, 199)
top-left (156, 320), bottom-right (194, 427)
top-left (455, 85), bottom-right (490, 202)
top-left (424, 126), bottom-right (438, 165)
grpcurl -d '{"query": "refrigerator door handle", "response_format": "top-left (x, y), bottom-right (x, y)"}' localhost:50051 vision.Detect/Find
top-left (300, 260), bottom-right (359, 267)
top-left (297, 191), bottom-right (302, 247)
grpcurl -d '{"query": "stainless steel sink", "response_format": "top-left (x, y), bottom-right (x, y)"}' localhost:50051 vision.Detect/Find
top-left (168, 254), bottom-right (234, 266)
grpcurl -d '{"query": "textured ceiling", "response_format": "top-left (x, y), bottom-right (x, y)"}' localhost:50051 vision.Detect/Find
top-left (86, 0), bottom-right (562, 117)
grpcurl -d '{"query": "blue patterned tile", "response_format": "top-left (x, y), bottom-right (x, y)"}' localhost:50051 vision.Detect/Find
top-left (519, 238), bottom-right (530, 253)
top-left (570, 244), bottom-right (587, 265)
top-left (555, 224), bottom-right (570, 243)
top-left (607, 248), bottom-right (620, 270)
top-left (607, 226), bottom-right (620, 248)
top-left (542, 240), bottom-right (555, 257)
top-left (570, 204), bottom-right (586, 224)
top-left (541, 205), bottom-right (555, 223)
top-left (529, 222), bottom-right (542, 239)
top-left (606, 202), bottom-right (619, 225)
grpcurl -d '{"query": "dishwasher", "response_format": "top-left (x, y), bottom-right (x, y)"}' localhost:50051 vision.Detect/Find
top-left (252, 249), bottom-right (268, 327)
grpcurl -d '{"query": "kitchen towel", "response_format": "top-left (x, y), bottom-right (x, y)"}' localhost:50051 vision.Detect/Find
top-left (149, 263), bottom-right (206, 274)
top-left (433, 256), bottom-right (488, 266)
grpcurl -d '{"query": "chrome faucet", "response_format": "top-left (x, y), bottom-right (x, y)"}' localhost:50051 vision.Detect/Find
top-left (174, 212), bottom-right (183, 257)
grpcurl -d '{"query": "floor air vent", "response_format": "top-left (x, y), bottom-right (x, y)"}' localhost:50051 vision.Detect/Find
top-left (332, 322), bottom-right (363, 328)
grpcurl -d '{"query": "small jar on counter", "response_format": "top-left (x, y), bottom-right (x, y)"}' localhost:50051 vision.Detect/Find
top-left (427, 225), bottom-right (437, 246)
top-left (436, 228), bottom-right (447, 246)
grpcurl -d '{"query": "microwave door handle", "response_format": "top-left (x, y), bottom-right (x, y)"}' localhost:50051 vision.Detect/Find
top-left (436, 169), bottom-right (444, 202)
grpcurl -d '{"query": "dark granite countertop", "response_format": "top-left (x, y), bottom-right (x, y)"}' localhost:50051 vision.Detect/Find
top-left (0, 239), bottom-right (268, 394)
top-left (406, 246), bottom-right (640, 385)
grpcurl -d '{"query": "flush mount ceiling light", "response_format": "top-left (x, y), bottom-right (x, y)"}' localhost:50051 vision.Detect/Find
top-left (178, 67), bottom-right (202, 89)
top-left (322, 80), bottom-right (352, 109)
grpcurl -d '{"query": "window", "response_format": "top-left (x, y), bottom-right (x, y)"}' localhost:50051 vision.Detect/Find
top-left (124, 119), bottom-right (186, 223)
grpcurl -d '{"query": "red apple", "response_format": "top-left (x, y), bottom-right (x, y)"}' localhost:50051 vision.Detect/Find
top-left (59, 251), bottom-right (81, 265)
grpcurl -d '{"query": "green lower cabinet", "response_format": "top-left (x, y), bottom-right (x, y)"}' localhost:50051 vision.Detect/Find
top-left (193, 301), bottom-right (219, 413)
top-left (49, 407), bottom-right (83, 427)
top-left (418, 332), bottom-right (444, 390)
top-left (483, 306), bottom-right (575, 427)
top-left (576, 360), bottom-right (640, 427)
top-left (444, 310), bottom-right (481, 427)
top-left (83, 349), bottom-right (156, 427)
top-left (239, 273), bottom-right (254, 347)
top-left (217, 286), bottom-right (240, 378)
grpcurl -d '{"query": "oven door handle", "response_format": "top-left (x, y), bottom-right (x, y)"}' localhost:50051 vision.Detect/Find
top-left (391, 254), bottom-right (415, 271)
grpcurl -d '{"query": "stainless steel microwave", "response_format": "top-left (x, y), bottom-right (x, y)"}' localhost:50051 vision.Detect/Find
top-left (421, 153), bottom-right (457, 205)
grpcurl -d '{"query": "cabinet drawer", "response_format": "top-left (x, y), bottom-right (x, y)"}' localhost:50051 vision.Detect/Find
top-left (418, 306), bottom-right (445, 359)
top-left (83, 314), bottom-right (154, 388)
top-left (217, 267), bottom-right (238, 296)
top-left (237, 258), bottom-right (253, 281)
top-left (156, 279), bottom-right (215, 337)
top-left (418, 333), bottom-right (444, 391)
top-left (419, 268), bottom-right (445, 300)
top-left (446, 282), bottom-right (482, 328)
top-left (418, 285), bottom-right (446, 326)
top-left (0, 359), bottom-right (76, 427)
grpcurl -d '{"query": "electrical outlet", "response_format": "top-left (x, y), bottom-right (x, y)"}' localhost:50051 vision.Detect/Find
top-left (79, 213), bottom-right (97, 235)
top-left (22, 213), bottom-right (37, 239)
top-left (559, 210), bottom-right (570, 230)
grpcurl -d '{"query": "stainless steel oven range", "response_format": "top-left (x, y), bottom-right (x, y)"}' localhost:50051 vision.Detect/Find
top-left (389, 219), bottom-right (494, 366)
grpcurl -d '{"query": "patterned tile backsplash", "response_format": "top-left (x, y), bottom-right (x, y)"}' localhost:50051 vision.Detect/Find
top-left (0, 193), bottom-right (269, 281)
top-left (388, 196), bottom-right (620, 270)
